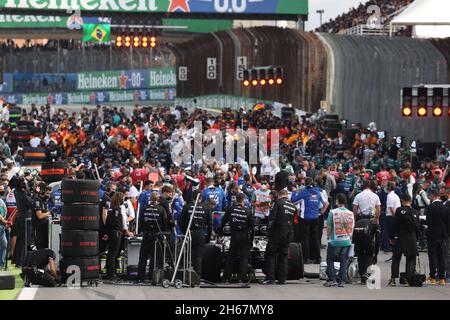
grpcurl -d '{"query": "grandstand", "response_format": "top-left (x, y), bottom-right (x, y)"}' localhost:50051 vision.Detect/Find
top-left (316, 0), bottom-right (413, 35)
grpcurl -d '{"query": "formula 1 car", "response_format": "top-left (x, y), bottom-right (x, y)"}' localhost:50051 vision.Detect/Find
top-left (201, 222), bottom-right (304, 283)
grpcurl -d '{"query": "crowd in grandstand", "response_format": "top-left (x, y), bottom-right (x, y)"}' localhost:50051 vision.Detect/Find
top-left (0, 40), bottom-right (175, 74)
top-left (0, 101), bottom-right (449, 286)
top-left (316, 0), bottom-right (414, 33)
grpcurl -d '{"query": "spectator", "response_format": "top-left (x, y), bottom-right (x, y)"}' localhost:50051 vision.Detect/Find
top-left (324, 193), bottom-right (355, 287)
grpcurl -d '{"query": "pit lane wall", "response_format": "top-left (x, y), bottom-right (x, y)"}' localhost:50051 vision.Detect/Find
top-left (318, 34), bottom-right (450, 142)
top-left (173, 27), bottom-right (328, 114)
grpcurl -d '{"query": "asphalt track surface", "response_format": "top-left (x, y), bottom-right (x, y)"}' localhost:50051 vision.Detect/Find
top-left (28, 249), bottom-right (450, 300)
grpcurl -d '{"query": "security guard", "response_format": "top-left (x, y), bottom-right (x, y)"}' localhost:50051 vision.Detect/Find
top-left (137, 191), bottom-right (167, 282)
top-left (220, 192), bottom-right (254, 284)
top-left (32, 183), bottom-right (51, 250)
top-left (180, 190), bottom-right (212, 277)
top-left (263, 189), bottom-right (297, 285)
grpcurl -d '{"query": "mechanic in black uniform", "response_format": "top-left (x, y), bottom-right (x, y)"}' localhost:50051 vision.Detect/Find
top-left (220, 192), bottom-right (254, 284)
top-left (21, 249), bottom-right (58, 287)
top-left (32, 184), bottom-right (51, 250)
top-left (104, 191), bottom-right (132, 280)
top-left (100, 182), bottom-right (117, 257)
top-left (388, 193), bottom-right (419, 286)
top-left (160, 185), bottom-right (177, 266)
top-left (180, 190), bottom-right (212, 277)
top-left (13, 177), bottom-right (34, 268)
top-left (353, 218), bottom-right (381, 285)
top-left (137, 191), bottom-right (167, 282)
top-left (263, 189), bottom-right (297, 285)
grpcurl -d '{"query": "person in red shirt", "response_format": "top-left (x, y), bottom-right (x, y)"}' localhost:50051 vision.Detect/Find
top-left (171, 167), bottom-right (186, 192)
top-left (131, 161), bottom-right (149, 187)
top-left (376, 164), bottom-right (391, 184)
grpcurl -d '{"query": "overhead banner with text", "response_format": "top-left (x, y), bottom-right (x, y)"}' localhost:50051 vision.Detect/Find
top-left (0, 0), bottom-right (308, 15)
top-left (77, 68), bottom-right (176, 91)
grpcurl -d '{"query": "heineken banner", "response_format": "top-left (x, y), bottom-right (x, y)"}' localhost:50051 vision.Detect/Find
top-left (0, 14), bottom-right (67, 27)
top-left (77, 68), bottom-right (176, 91)
top-left (0, 88), bottom-right (176, 105)
top-left (0, 73), bottom-right (13, 93)
top-left (0, 14), bottom-right (232, 33)
top-left (0, 0), bottom-right (308, 15)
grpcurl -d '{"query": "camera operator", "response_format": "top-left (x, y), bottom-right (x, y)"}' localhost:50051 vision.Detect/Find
top-left (32, 184), bottom-right (52, 249)
top-left (12, 176), bottom-right (34, 268)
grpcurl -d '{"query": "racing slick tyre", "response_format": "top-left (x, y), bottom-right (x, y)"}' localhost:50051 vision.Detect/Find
top-left (9, 107), bottom-right (21, 128)
top-left (201, 244), bottom-right (222, 283)
top-left (287, 242), bottom-right (304, 280)
top-left (17, 120), bottom-right (35, 129)
top-left (41, 161), bottom-right (69, 184)
top-left (60, 230), bottom-right (99, 257)
top-left (61, 179), bottom-right (100, 204)
top-left (60, 256), bottom-right (100, 282)
top-left (61, 204), bottom-right (99, 231)
top-left (22, 147), bottom-right (46, 165)
top-left (10, 129), bottom-right (31, 145)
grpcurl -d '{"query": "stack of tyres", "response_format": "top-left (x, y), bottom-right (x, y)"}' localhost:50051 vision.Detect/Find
top-left (10, 129), bottom-right (31, 147)
top-left (9, 107), bottom-right (21, 128)
top-left (22, 147), bottom-right (47, 165)
top-left (59, 180), bottom-right (101, 284)
top-left (41, 161), bottom-right (69, 183)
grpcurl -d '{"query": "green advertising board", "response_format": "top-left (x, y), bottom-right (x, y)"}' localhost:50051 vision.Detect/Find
top-left (162, 18), bottom-right (233, 33)
top-left (0, 0), bottom-right (308, 15)
top-left (76, 67), bottom-right (176, 91)
top-left (0, 14), bottom-right (233, 33)
top-left (0, 14), bottom-right (67, 27)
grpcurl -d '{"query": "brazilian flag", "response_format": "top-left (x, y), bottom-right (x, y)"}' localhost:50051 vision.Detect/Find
top-left (83, 24), bottom-right (110, 43)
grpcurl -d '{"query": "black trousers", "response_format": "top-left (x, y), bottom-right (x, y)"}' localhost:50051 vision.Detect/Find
top-left (137, 233), bottom-right (162, 280)
top-left (299, 218), bottom-right (320, 261)
top-left (106, 230), bottom-right (122, 278)
top-left (318, 214), bottom-right (325, 246)
top-left (428, 238), bottom-right (447, 280)
top-left (191, 230), bottom-right (206, 277)
top-left (391, 251), bottom-right (416, 281)
top-left (357, 254), bottom-right (373, 280)
top-left (34, 221), bottom-right (49, 250)
top-left (13, 218), bottom-right (32, 267)
top-left (223, 231), bottom-right (250, 281)
top-left (265, 234), bottom-right (290, 282)
top-left (23, 269), bottom-right (57, 287)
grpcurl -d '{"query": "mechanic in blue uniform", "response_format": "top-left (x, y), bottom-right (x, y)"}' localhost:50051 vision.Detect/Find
top-left (291, 177), bottom-right (325, 264)
top-left (47, 182), bottom-right (62, 217)
top-left (202, 177), bottom-right (227, 231)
